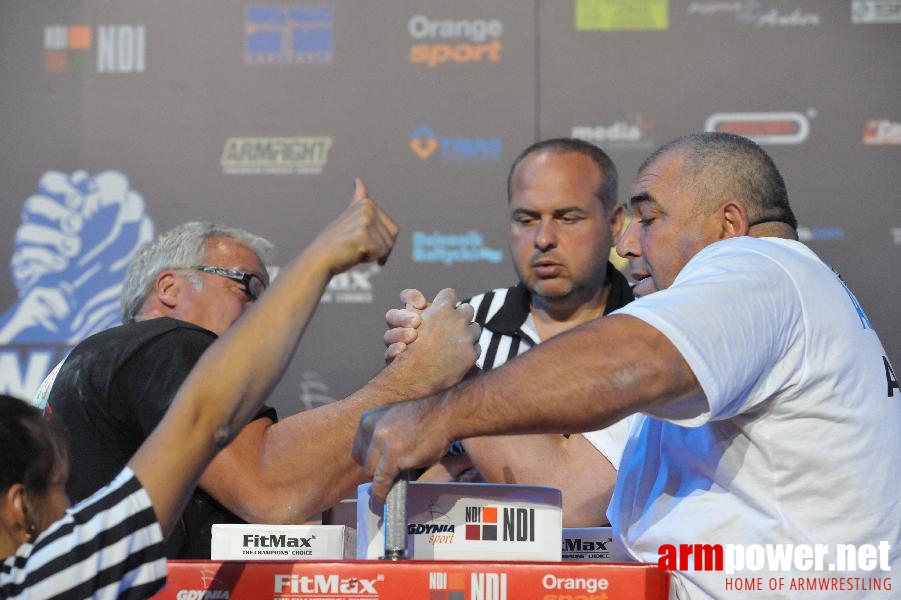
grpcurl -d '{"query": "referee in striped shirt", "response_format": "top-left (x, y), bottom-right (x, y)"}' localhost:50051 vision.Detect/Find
top-left (386, 138), bottom-right (636, 527)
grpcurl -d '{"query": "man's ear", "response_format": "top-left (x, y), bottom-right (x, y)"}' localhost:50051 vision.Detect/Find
top-left (155, 271), bottom-right (182, 310)
top-left (720, 201), bottom-right (751, 238)
top-left (608, 203), bottom-right (626, 246)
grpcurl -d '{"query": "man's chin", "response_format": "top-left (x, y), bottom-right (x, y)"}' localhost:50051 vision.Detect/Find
top-left (632, 279), bottom-right (657, 298)
top-left (529, 280), bottom-right (573, 299)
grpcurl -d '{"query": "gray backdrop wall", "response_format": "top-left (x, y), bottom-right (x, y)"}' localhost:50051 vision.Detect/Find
top-left (2, 0), bottom-right (899, 418)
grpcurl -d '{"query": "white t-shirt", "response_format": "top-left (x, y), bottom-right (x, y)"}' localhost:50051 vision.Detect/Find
top-left (609, 237), bottom-right (900, 598)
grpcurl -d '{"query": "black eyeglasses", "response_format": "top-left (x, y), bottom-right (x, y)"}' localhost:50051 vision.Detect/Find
top-left (191, 265), bottom-right (267, 301)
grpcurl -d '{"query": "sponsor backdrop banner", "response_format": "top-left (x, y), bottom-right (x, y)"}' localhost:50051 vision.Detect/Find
top-left (1, 1), bottom-right (898, 427)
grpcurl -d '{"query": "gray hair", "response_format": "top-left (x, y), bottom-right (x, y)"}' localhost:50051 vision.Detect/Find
top-left (638, 132), bottom-right (797, 229)
top-left (120, 222), bottom-right (274, 323)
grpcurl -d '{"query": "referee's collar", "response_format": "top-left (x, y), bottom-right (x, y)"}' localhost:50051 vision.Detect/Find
top-left (484, 262), bottom-right (634, 336)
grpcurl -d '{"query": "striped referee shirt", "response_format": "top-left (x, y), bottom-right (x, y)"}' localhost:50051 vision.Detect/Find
top-left (467, 262), bottom-right (634, 371)
top-left (1, 467), bottom-right (166, 600)
top-left (452, 263), bottom-right (636, 465)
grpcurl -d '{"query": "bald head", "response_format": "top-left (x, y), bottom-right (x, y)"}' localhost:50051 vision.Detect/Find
top-left (639, 132), bottom-right (797, 231)
top-left (508, 138), bottom-right (618, 213)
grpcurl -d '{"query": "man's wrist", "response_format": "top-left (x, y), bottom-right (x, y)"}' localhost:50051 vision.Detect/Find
top-left (370, 357), bottom-right (428, 403)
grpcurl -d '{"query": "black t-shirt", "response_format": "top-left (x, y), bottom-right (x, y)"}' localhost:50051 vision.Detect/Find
top-left (47, 317), bottom-right (277, 559)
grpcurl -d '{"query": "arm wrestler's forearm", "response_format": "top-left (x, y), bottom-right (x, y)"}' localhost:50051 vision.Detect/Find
top-left (441, 314), bottom-right (697, 440)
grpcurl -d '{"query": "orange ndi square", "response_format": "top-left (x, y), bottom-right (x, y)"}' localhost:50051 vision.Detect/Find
top-left (68, 26), bottom-right (92, 49)
top-left (482, 506), bottom-right (497, 523)
top-left (447, 572), bottom-right (465, 588)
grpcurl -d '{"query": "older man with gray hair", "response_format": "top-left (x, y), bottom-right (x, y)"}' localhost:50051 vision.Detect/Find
top-left (45, 179), bottom-right (481, 559)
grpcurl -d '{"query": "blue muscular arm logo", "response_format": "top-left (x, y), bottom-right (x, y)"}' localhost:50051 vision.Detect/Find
top-left (0, 170), bottom-right (153, 345)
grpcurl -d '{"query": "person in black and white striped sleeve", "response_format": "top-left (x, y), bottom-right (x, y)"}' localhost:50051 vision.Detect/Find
top-left (385, 139), bottom-right (640, 526)
top-left (0, 415), bottom-right (166, 599)
top-left (1, 182), bottom-right (477, 598)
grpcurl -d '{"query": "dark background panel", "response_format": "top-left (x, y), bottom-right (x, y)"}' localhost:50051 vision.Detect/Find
top-left (1, 0), bottom-right (898, 416)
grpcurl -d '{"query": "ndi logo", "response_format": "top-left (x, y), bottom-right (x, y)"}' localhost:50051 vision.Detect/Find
top-left (412, 231), bottom-right (502, 266)
top-left (409, 125), bottom-right (502, 162)
top-left (465, 505), bottom-right (498, 541)
top-left (471, 573), bottom-right (508, 600)
top-left (428, 572), bottom-right (467, 599)
top-left (0, 171), bottom-right (153, 401)
top-left (245, 5), bottom-right (333, 65)
top-left (429, 571), bottom-right (527, 600)
top-left (465, 505), bottom-right (535, 542)
top-left (44, 25), bottom-right (146, 73)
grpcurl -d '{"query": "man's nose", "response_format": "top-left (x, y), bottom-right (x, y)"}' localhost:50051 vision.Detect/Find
top-left (535, 219), bottom-right (557, 250)
top-left (616, 219), bottom-right (640, 259)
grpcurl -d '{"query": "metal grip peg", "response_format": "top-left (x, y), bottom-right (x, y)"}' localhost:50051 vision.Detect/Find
top-left (381, 470), bottom-right (412, 560)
